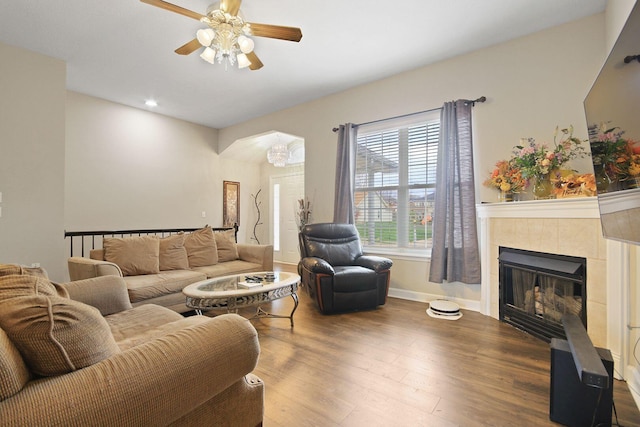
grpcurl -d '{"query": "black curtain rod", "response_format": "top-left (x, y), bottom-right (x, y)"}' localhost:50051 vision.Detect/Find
top-left (332, 96), bottom-right (486, 132)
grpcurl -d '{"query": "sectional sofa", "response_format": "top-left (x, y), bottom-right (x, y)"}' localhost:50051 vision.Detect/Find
top-left (67, 226), bottom-right (273, 313)
top-left (0, 265), bottom-right (264, 426)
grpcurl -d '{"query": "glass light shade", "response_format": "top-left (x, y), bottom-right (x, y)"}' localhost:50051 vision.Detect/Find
top-left (237, 53), bottom-right (251, 69)
top-left (196, 28), bottom-right (215, 47)
top-left (200, 47), bottom-right (216, 64)
top-left (237, 35), bottom-right (254, 53)
top-left (267, 143), bottom-right (291, 167)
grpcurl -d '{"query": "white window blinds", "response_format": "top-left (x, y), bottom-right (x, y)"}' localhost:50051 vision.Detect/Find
top-left (354, 110), bottom-right (440, 252)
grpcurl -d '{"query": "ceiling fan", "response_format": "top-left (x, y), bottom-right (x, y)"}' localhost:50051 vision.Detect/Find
top-left (140, 0), bottom-right (303, 70)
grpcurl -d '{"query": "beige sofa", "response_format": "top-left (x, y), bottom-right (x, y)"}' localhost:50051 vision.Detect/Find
top-left (68, 227), bottom-right (273, 313)
top-left (0, 265), bottom-right (263, 426)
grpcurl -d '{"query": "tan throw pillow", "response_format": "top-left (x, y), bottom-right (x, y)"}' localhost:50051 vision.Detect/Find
top-left (0, 274), bottom-right (59, 301)
top-left (215, 229), bottom-right (239, 262)
top-left (103, 236), bottom-right (160, 276)
top-left (184, 227), bottom-right (218, 267)
top-left (0, 293), bottom-right (120, 377)
top-left (0, 296), bottom-right (120, 377)
top-left (0, 264), bottom-right (48, 279)
top-left (0, 327), bottom-right (30, 401)
top-left (159, 233), bottom-right (189, 271)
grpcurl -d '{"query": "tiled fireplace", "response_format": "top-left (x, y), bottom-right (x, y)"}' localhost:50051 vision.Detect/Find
top-left (476, 198), bottom-right (628, 356)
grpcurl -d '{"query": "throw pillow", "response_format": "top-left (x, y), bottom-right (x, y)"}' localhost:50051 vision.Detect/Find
top-left (103, 235), bottom-right (160, 276)
top-left (215, 229), bottom-right (239, 262)
top-left (0, 327), bottom-right (30, 401)
top-left (0, 294), bottom-right (120, 376)
top-left (0, 266), bottom-right (68, 300)
top-left (0, 263), bottom-right (48, 279)
top-left (159, 233), bottom-right (189, 271)
top-left (184, 226), bottom-right (218, 267)
top-left (0, 273), bottom-right (61, 301)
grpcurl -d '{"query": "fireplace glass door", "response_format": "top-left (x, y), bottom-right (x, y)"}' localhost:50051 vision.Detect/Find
top-left (499, 247), bottom-right (586, 342)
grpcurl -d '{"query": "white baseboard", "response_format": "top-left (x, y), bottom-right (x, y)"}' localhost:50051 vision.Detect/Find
top-left (388, 287), bottom-right (481, 313)
top-left (626, 364), bottom-right (640, 411)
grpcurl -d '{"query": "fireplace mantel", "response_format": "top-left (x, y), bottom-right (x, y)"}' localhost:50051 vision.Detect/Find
top-left (476, 196), bottom-right (630, 380)
top-left (477, 197), bottom-right (600, 219)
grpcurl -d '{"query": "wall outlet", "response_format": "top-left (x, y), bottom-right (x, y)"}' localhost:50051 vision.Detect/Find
top-left (201, 211), bottom-right (206, 218)
top-left (31, 263), bottom-right (40, 268)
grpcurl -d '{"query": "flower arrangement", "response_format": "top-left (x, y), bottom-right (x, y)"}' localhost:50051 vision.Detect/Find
top-left (485, 125), bottom-right (593, 201)
top-left (588, 123), bottom-right (630, 179)
top-left (483, 159), bottom-right (527, 193)
top-left (552, 172), bottom-right (597, 198)
top-left (512, 126), bottom-right (588, 179)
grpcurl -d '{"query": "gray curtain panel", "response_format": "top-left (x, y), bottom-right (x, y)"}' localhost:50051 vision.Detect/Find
top-left (333, 123), bottom-right (357, 224)
top-left (429, 100), bottom-right (481, 284)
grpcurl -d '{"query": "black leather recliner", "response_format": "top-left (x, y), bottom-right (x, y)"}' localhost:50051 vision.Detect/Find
top-left (298, 223), bottom-right (393, 314)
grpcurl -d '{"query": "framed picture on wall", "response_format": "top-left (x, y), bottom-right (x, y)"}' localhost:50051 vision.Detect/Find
top-left (223, 181), bottom-right (240, 227)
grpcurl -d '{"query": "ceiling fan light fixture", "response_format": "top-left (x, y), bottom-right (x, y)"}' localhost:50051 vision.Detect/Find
top-left (141, 0), bottom-right (302, 72)
top-left (237, 53), bottom-right (251, 69)
top-left (200, 47), bottom-right (217, 64)
top-left (196, 28), bottom-right (215, 47)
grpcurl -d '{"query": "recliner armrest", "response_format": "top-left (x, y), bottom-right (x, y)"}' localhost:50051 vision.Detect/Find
top-left (355, 255), bottom-right (393, 273)
top-left (300, 257), bottom-right (335, 275)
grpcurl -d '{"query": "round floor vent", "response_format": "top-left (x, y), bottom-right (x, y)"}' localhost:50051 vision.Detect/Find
top-left (426, 299), bottom-right (462, 320)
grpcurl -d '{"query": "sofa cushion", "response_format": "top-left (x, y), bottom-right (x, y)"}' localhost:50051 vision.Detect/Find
top-left (159, 233), bottom-right (189, 271)
top-left (0, 327), bottom-right (30, 401)
top-left (124, 270), bottom-right (206, 304)
top-left (184, 227), bottom-right (218, 267)
top-left (106, 304), bottom-right (207, 350)
top-left (0, 291), bottom-right (120, 377)
top-left (193, 260), bottom-right (263, 279)
top-left (215, 229), bottom-right (239, 262)
top-left (104, 235), bottom-right (160, 276)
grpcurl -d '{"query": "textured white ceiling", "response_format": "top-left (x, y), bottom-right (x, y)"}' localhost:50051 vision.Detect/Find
top-left (0, 0), bottom-right (606, 129)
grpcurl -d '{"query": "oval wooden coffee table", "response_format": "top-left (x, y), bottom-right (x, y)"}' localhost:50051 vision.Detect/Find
top-left (182, 271), bottom-right (300, 327)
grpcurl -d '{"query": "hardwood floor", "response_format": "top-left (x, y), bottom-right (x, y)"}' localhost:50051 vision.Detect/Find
top-left (237, 263), bottom-right (640, 426)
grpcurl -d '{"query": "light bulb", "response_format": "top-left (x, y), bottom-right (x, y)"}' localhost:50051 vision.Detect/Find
top-left (237, 35), bottom-right (254, 53)
top-left (196, 28), bottom-right (215, 47)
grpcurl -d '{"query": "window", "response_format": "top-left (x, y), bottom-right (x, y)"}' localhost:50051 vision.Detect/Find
top-left (354, 111), bottom-right (440, 254)
top-left (272, 183), bottom-right (280, 251)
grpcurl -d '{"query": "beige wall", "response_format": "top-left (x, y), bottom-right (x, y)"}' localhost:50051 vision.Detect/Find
top-left (220, 13), bottom-right (605, 213)
top-left (218, 13), bottom-right (606, 303)
top-left (0, 42), bottom-right (67, 281)
top-left (65, 91), bottom-right (261, 246)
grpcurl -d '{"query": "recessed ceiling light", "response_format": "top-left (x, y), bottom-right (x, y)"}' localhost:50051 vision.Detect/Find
top-left (145, 99), bottom-right (158, 107)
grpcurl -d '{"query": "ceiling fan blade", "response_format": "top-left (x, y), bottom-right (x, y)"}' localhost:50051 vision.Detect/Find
top-left (175, 38), bottom-right (201, 55)
top-left (246, 51), bottom-right (263, 70)
top-left (220, 0), bottom-right (242, 16)
top-left (246, 23), bottom-right (302, 42)
top-left (140, 0), bottom-right (204, 21)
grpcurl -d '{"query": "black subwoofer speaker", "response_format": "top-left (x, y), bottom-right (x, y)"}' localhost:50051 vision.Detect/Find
top-left (550, 338), bottom-right (614, 427)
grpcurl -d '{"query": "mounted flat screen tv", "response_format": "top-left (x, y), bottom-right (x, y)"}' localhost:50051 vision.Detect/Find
top-left (584, 3), bottom-right (640, 245)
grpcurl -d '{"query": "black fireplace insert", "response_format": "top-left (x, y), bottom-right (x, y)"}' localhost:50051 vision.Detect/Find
top-left (499, 247), bottom-right (587, 342)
